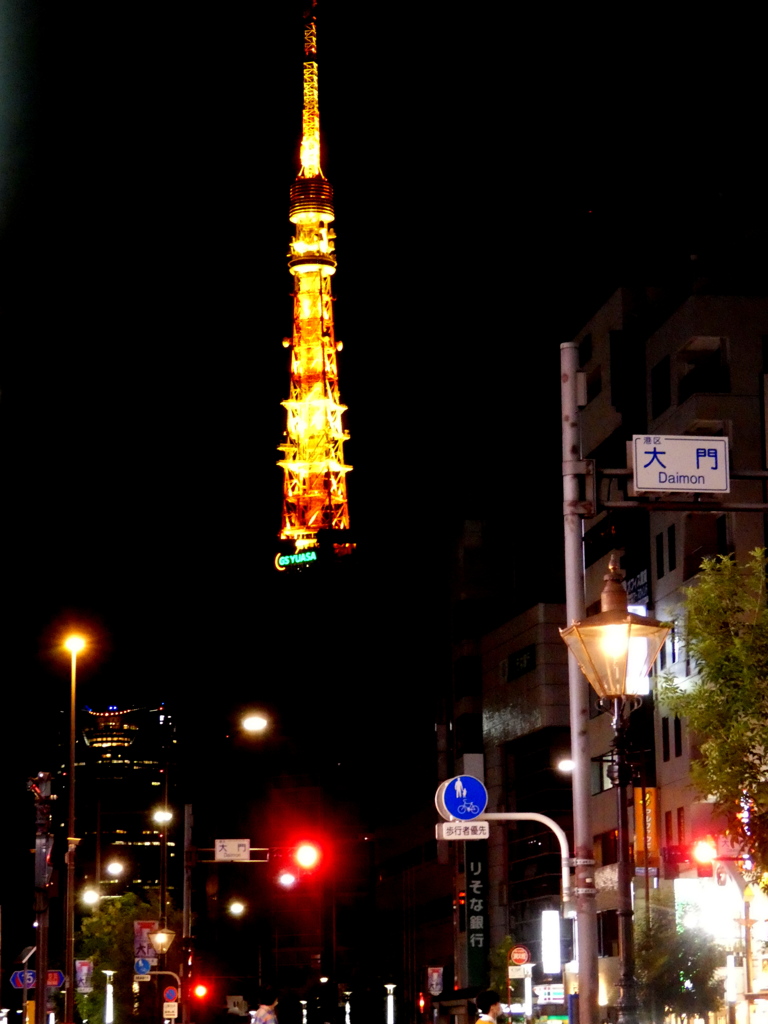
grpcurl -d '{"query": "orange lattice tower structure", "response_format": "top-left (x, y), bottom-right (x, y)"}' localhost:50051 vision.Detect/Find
top-left (277, 4), bottom-right (351, 554)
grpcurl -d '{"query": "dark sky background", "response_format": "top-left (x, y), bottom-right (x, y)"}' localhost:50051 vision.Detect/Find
top-left (0, 0), bottom-right (766, 954)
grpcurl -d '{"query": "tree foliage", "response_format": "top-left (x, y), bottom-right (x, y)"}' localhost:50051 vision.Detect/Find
top-left (636, 913), bottom-right (723, 1021)
top-left (660, 548), bottom-right (768, 874)
top-left (75, 892), bottom-right (179, 1024)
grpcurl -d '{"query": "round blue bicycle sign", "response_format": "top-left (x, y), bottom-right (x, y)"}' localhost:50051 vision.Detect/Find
top-left (436, 775), bottom-right (488, 821)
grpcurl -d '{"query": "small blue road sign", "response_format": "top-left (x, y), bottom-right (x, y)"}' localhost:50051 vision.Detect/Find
top-left (437, 776), bottom-right (488, 821)
top-left (135, 958), bottom-right (151, 975)
top-left (164, 987), bottom-right (178, 1002)
top-left (11, 971), bottom-right (35, 989)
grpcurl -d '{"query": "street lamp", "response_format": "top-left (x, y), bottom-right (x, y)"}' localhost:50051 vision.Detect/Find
top-left (152, 808), bottom-right (173, 938)
top-left (102, 970), bottom-right (115, 1024)
top-left (241, 713), bottom-right (268, 734)
top-left (64, 634), bottom-right (86, 1024)
top-left (560, 559), bottom-right (669, 1024)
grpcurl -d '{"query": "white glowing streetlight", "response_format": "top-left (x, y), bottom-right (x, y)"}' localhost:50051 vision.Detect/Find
top-left (82, 888), bottom-right (100, 906)
top-left (242, 713), bottom-right (268, 734)
top-left (102, 970), bottom-right (115, 1024)
top-left (106, 861), bottom-right (124, 877)
top-left (228, 901), bottom-right (246, 916)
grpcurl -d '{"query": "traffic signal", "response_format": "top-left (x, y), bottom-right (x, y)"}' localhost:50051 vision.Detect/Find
top-left (663, 840), bottom-right (718, 878)
top-left (294, 842), bottom-right (321, 870)
top-left (193, 983), bottom-right (209, 1000)
top-left (692, 838), bottom-right (717, 877)
top-left (274, 841), bottom-right (323, 887)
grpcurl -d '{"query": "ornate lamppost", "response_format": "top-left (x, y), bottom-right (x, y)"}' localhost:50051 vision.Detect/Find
top-left (560, 558), bottom-right (669, 1024)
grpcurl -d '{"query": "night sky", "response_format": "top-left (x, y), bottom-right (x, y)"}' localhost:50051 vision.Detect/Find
top-left (1, 0), bottom-right (766, 962)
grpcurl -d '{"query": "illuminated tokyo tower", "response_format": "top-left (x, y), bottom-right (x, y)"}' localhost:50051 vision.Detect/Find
top-left (277, 4), bottom-right (351, 555)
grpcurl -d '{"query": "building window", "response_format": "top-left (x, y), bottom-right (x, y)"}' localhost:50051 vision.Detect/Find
top-left (674, 716), bottom-right (683, 758)
top-left (594, 829), bottom-right (618, 867)
top-left (667, 524), bottom-right (676, 572)
top-left (665, 810), bottom-right (673, 845)
top-left (591, 755), bottom-right (612, 794)
top-left (651, 355), bottom-right (671, 419)
top-left (656, 533), bottom-right (665, 580)
top-left (597, 909), bottom-right (619, 958)
top-left (662, 717), bottom-right (670, 762)
top-left (684, 513), bottom-right (730, 579)
top-left (678, 336), bottom-right (729, 404)
top-left (677, 806), bottom-right (686, 843)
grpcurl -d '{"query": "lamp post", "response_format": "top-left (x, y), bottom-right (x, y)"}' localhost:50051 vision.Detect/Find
top-left (560, 559), bottom-right (669, 1024)
top-left (102, 970), bottom-right (115, 1024)
top-left (64, 634), bottom-right (86, 1024)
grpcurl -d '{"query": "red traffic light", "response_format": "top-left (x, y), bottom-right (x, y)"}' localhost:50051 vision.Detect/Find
top-left (193, 984), bottom-right (209, 999)
top-left (692, 838), bottom-right (717, 876)
top-left (294, 842), bottom-right (321, 869)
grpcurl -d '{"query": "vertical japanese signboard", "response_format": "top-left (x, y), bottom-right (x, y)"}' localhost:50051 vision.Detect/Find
top-left (466, 842), bottom-right (488, 987)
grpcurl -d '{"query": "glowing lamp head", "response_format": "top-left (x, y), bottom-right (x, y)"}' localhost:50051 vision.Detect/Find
top-left (693, 839), bottom-right (717, 864)
top-left (278, 871), bottom-right (297, 889)
top-left (295, 842), bottom-right (321, 869)
top-left (153, 809), bottom-right (173, 824)
top-left (193, 985), bottom-right (208, 999)
top-left (560, 559), bottom-right (670, 699)
top-left (106, 861), bottom-right (124, 876)
top-left (82, 888), bottom-right (99, 906)
top-left (242, 714), bottom-right (268, 733)
top-left (229, 901), bottom-right (246, 916)
top-left (65, 635), bottom-right (86, 654)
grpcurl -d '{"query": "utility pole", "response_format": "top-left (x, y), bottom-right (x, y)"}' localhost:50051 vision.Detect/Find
top-left (28, 772), bottom-right (55, 1024)
top-left (560, 342), bottom-right (599, 1023)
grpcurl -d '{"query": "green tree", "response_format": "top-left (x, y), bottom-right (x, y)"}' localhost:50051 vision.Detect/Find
top-left (75, 892), bottom-right (179, 1024)
top-left (660, 548), bottom-right (768, 874)
top-left (636, 913), bottom-right (723, 1022)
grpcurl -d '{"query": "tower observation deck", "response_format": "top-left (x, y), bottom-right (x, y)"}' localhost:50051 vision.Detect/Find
top-left (277, 5), bottom-right (352, 554)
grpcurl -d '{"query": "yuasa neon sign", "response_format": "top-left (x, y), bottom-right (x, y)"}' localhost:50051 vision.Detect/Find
top-left (275, 550), bottom-right (318, 571)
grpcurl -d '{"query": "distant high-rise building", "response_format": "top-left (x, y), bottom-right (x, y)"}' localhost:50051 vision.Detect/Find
top-left (277, 3), bottom-right (352, 555)
top-left (74, 703), bottom-right (178, 895)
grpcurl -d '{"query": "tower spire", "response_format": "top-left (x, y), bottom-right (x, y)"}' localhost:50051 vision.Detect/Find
top-left (277, 5), bottom-right (352, 554)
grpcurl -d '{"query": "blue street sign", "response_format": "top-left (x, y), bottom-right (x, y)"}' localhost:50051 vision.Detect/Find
top-left (164, 987), bottom-right (178, 1002)
top-left (11, 971), bottom-right (35, 989)
top-left (135, 958), bottom-right (151, 975)
top-left (439, 775), bottom-right (488, 821)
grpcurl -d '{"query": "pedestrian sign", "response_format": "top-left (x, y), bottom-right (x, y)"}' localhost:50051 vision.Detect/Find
top-left (435, 776), bottom-right (488, 821)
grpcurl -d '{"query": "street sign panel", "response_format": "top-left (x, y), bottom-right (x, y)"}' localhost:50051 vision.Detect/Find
top-left (508, 965), bottom-right (532, 979)
top-left (10, 971), bottom-right (65, 990)
top-left (163, 1002), bottom-right (179, 1018)
top-left (435, 776), bottom-right (488, 821)
top-left (10, 971), bottom-right (36, 989)
top-left (163, 987), bottom-right (178, 1002)
top-left (134, 959), bottom-right (151, 975)
top-left (633, 435), bottom-right (729, 493)
top-left (214, 838), bottom-right (251, 861)
top-left (435, 821), bottom-right (489, 840)
top-left (510, 945), bottom-right (531, 965)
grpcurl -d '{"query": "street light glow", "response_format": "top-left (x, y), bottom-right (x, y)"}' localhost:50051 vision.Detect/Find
top-left (229, 901), bottom-right (246, 916)
top-left (82, 888), bottom-right (99, 905)
top-left (278, 871), bottom-right (297, 888)
top-left (64, 635), bottom-right (86, 654)
top-left (106, 861), bottom-right (124, 876)
top-left (242, 714), bottom-right (268, 733)
top-left (153, 809), bottom-right (173, 824)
